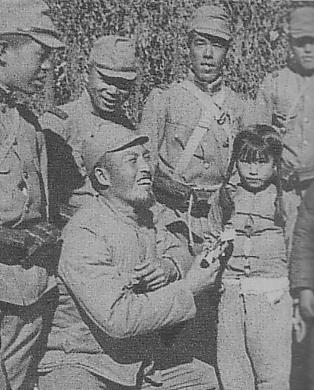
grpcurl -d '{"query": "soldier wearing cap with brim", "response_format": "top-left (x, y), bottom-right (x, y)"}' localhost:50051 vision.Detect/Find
top-left (139, 4), bottom-right (248, 373)
top-left (139, 5), bottom-right (248, 251)
top-left (256, 0), bottom-right (314, 184)
top-left (0, 1), bottom-right (64, 389)
top-left (37, 123), bottom-right (219, 390)
top-left (40, 35), bottom-right (138, 218)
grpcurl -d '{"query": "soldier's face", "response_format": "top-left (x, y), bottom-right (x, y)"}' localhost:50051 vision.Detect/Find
top-left (237, 157), bottom-right (275, 191)
top-left (104, 144), bottom-right (155, 208)
top-left (291, 36), bottom-right (314, 73)
top-left (189, 31), bottom-right (229, 84)
top-left (88, 67), bottom-right (134, 114)
top-left (1, 38), bottom-right (51, 92)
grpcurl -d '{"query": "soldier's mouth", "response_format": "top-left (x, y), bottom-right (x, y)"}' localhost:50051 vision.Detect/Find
top-left (302, 57), bottom-right (314, 62)
top-left (201, 63), bottom-right (216, 69)
top-left (137, 176), bottom-right (152, 186)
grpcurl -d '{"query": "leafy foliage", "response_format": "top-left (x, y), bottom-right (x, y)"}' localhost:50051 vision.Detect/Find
top-left (43, 0), bottom-right (293, 121)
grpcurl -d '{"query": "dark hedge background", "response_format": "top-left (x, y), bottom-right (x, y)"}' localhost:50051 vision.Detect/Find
top-left (40, 0), bottom-right (294, 121)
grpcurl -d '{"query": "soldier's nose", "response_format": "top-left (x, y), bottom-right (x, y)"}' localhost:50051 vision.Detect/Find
top-left (204, 43), bottom-right (214, 57)
top-left (249, 163), bottom-right (258, 174)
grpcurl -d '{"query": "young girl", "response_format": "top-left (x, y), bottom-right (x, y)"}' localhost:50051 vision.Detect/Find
top-left (216, 125), bottom-right (299, 390)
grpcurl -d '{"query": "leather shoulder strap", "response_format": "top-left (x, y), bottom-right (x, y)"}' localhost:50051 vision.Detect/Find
top-left (174, 80), bottom-right (224, 176)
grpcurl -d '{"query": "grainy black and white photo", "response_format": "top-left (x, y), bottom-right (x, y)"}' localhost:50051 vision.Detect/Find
top-left (0, 0), bottom-right (313, 389)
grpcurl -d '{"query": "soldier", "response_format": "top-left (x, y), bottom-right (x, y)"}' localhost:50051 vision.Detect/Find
top-left (0, 0), bottom-right (64, 389)
top-left (40, 35), bottom-right (137, 213)
top-left (290, 180), bottom-right (314, 390)
top-left (255, 1), bottom-right (314, 189)
top-left (37, 124), bottom-right (219, 390)
top-left (139, 5), bottom-right (246, 253)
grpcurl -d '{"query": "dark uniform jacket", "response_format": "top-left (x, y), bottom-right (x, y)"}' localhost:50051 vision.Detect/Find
top-left (0, 86), bottom-right (55, 306)
top-left (40, 90), bottom-right (135, 209)
top-left (290, 180), bottom-right (314, 292)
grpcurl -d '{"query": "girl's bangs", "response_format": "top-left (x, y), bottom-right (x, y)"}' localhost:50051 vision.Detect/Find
top-left (238, 143), bottom-right (270, 163)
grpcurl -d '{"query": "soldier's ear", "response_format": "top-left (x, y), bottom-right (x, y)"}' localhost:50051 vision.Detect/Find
top-left (0, 40), bottom-right (9, 66)
top-left (94, 166), bottom-right (111, 187)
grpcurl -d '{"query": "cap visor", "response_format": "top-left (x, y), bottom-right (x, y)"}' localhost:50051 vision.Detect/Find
top-left (290, 31), bottom-right (314, 38)
top-left (108, 135), bottom-right (149, 153)
top-left (28, 32), bottom-right (65, 48)
top-left (193, 28), bottom-right (231, 41)
top-left (95, 66), bottom-right (137, 80)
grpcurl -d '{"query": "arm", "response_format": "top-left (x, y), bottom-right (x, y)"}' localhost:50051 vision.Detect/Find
top-left (58, 224), bottom-right (196, 339)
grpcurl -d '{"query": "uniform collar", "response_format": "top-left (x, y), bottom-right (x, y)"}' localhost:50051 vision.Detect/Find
top-left (97, 194), bottom-right (154, 229)
top-left (188, 70), bottom-right (223, 95)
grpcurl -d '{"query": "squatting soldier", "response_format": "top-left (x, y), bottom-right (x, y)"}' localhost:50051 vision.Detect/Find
top-left (255, 1), bottom-right (314, 189)
top-left (41, 35), bottom-right (137, 213)
top-left (140, 5), bottom-right (247, 253)
top-left (37, 124), bottom-right (219, 390)
top-left (0, 0), bottom-right (64, 389)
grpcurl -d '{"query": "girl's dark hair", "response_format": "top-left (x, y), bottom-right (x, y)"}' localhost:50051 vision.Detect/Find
top-left (220, 124), bottom-right (286, 228)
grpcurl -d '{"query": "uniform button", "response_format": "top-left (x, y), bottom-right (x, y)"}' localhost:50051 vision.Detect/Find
top-left (204, 162), bottom-right (210, 169)
top-left (23, 172), bottom-right (29, 179)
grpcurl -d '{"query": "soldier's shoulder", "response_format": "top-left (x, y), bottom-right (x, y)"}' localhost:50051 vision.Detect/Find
top-left (262, 67), bottom-right (288, 84)
top-left (147, 80), bottom-right (187, 98)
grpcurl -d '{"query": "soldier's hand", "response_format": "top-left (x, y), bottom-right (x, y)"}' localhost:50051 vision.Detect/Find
top-left (299, 288), bottom-right (314, 322)
top-left (185, 253), bottom-right (220, 296)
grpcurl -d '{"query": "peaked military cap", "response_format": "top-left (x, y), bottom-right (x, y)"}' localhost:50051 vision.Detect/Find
top-left (89, 35), bottom-right (137, 80)
top-left (82, 123), bottom-right (149, 175)
top-left (0, 0), bottom-right (64, 48)
top-left (289, 5), bottom-right (314, 38)
top-left (188, 5), bottom-right (232, 41)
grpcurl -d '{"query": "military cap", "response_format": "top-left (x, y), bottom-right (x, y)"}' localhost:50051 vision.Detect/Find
top-left (89, 35), bottom-right (137, 80)
top-left (289, 6), bottom-right (314, 38)
top-left (82, 123), bottom-right (149, 175)
top-left (0, 0), bottom-right (64, 48)
top-left (188, 5), bottom-right (232, 41)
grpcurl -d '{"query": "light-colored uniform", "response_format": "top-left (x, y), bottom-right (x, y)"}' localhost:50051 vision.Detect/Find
top-left (256, 67), bottom-right (314, 171)
top-left (140, 76), bottom-right (246, 244)
top-left (38, 196), bottom-right (218, 390)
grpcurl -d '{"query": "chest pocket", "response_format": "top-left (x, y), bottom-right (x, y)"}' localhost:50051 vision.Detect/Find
top-left (0, 164), bottom-right (10, 174)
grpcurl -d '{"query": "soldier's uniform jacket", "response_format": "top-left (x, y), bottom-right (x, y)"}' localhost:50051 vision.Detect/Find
top-left (40, 90), bottom-right (135, 208)
top-left (0, 87), bottom-right (55, 306)
top-left (256, 67), bottom-right (314, 170)
top-left (38, 195), bottom-right (196, 386)
top-left (290, 180), bottom-right (314, 292)
top-left (140, 78), bottom-right (247, 242)
top-left (141, 79), bottom-right (245, 187)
